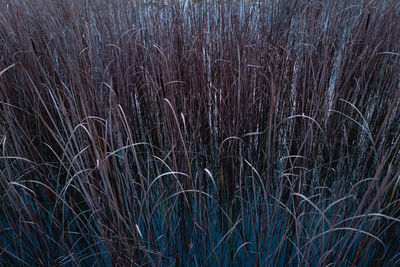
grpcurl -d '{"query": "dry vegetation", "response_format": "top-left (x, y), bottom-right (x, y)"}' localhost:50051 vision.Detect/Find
top-left (1, 0), bottom-right (400, 266)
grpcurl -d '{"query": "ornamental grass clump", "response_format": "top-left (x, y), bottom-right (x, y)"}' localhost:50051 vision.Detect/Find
top-left (1, 0), bottom-right (400, 266)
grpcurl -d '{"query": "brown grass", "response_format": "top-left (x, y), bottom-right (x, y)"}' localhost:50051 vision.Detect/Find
top-left (1, 0), bottom-right (400, 265)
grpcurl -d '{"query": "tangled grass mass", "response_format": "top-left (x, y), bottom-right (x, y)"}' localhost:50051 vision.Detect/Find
top-left (1, 0), bottom-right (400, 266)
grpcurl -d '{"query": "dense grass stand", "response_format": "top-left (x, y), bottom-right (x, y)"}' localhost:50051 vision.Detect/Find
top-left (1, 0), bottom-right (400, 266)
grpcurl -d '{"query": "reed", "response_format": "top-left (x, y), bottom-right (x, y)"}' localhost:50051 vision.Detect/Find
top-left (1, 0), bottom-right (400, 265)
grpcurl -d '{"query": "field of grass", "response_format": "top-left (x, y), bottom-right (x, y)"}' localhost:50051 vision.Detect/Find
top-left (1, 0), bottom-right (400, 266)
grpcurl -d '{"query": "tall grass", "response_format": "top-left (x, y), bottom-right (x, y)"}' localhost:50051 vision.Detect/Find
top-left (1, 0), bottom-right (400, 265)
